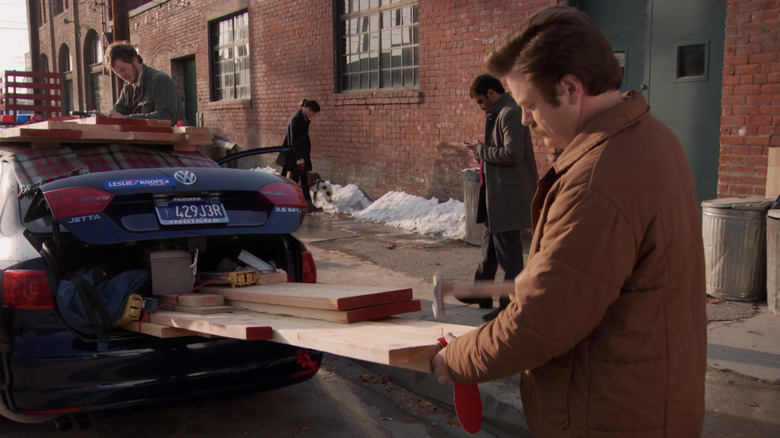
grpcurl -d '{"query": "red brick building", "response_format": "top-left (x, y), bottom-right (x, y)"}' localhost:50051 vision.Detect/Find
top-left (24, 0), bottom-right (778, 202)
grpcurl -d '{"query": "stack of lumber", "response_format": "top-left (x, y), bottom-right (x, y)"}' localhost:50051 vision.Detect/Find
top-left (0, 116), bottom-right (212, 151)
top-left (152, 282), bottom-right (422, 325)
top-left (120, 282), bottom-right (475, 373)
top-left (209, 283), bottom-right (422, 324)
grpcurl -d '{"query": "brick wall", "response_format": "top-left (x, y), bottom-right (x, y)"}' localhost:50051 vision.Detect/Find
top-left (720, 0), bottom-right (779, 197)
top-left (32, 1), bottom-right (779, 203)
top-left (32, 0), bottom-right (609, 203)
top-left (125, 0), bottom-right (556, 201)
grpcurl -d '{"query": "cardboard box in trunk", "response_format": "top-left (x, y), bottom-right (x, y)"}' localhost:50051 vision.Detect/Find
top-left (147, 249), bottom-right (194, 295)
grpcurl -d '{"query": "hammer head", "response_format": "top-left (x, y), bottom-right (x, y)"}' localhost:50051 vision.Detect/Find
top-left (432, 271), bottom-right (444, 319)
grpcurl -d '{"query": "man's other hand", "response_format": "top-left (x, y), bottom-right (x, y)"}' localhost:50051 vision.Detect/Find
top-left (462, 141), bottom-right (481, 153)
top-left (432, 350), bottom-right (455, 385)
top-left (432, 333), bottom-right (457, 385)
top-left (107, 109), bottom-right (126, 118)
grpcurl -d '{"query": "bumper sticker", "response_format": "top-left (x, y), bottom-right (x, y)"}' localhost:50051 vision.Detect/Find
top-left (104, 177), bottom-right (175, 189)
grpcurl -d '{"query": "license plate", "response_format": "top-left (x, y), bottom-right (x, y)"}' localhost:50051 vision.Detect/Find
top-left (154, 198), bottom-right (229, 225)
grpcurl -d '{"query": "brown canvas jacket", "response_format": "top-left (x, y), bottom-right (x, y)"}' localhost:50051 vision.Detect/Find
top-left (444, 92), bottom-right (707, 437)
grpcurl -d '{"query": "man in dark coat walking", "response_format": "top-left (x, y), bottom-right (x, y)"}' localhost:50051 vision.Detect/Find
top-left (463, 74), bottom-right (538, 321)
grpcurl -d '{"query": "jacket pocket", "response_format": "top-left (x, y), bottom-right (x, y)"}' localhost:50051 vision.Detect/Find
top-left (588, 357), bottom-right (666, 432)
top-left (524, 350), bottom-right (574, 429)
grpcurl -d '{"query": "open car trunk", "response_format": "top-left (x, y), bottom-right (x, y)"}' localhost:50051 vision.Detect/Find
top-left (6, 144), bottom-right (309, 343)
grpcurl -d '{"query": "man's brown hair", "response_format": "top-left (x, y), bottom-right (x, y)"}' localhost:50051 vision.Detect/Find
top-left (105, 41), bottom-right (143, 67)
top-left (485, 6), bottom-right (622, 107)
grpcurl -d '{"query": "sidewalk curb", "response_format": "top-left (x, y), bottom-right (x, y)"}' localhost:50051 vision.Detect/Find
top-left (356, 359), bottom-right (530, 438)
top-left (707, 306), bottom-right (780, 384)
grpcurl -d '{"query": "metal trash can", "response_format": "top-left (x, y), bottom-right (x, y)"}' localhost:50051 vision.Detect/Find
top-left (701, 197), bottom-right (773, 301)
top-left (767, 209), bottom-right (780, 314)
top-left (462, 168), bottom-right (484, 246)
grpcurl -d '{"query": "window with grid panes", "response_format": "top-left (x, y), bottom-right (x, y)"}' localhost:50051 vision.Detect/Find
top-left (338, 0), bottom-right (418, 91)
top-left (210, 11), bottom-right (251, 101)
top-left (84, 30), bottom-right (102, 110)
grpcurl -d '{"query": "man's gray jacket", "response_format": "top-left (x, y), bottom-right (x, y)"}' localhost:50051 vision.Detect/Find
top-left (473, 93), bottom-right (538, 233)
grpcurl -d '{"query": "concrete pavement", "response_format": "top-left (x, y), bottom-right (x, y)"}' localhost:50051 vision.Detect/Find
top-left (293, 212), bottom-right (780, 437)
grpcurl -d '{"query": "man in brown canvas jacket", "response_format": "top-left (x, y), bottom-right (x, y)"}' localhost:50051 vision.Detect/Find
top-left (432, 6), bottom-right (707, 437)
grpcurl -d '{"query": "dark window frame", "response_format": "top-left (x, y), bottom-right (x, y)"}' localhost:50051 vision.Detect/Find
top-left (209, 10), bottom-right (251, 102)
top-left (675, 41), bottom-right (709, 83)
top-left (337, 0), bottom-right (419, 92)
top-left (84, 30), bottom-right (103, 111)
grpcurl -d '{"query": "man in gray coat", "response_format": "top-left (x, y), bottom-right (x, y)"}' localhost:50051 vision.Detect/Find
top-left (463, 74), bottom-right (538, 321)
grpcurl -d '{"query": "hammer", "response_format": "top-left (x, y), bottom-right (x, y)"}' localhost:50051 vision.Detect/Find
top-left (432, 271), bottom-right (515, 319)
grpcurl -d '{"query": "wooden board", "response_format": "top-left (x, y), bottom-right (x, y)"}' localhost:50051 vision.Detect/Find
top-left (202, 283), bottom-right (413, 311)
top-left (0, 116), bottom-right (209, 150)
top-left (172, 143), bottom-right (198, 152)
top-left (172, 126), bottom-right (210, 135)
top-left (184, 133), bottom-right (213, 143)
top-left (119, 125), bottom-right (173, 133)
top-left (148, 310), bottom-right (273, 340)
top-left (160, 293), bottom-right (225, 307)
top-left (0, 127), bottom-right (82, 140)
top-left (119, 321), bottom-right (205, 338)
top-left (22, 120), bottom-right (121, 132)
top-left (172, 305), bottom-right (234, 314)
top-left (227, 299), bottom-right (422, 323)
top-left (145, 310), bottom-right (475, 372)
top-left (129, 131), bottom-right (184, 143)
top-left (256, 270), bottom-right (288, 285)
top-left (78, 130), bottom-right (135, 141)
top-left (68, 116), bottom-right (171, 127)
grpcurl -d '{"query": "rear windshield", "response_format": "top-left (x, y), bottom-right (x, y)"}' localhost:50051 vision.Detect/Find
top-left (0, 143), bottom-right (219, 198)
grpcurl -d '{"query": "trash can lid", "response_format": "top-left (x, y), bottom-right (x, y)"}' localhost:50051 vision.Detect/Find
top-left (701, 197), bottom-right (774, 210)
top-left (768, 209), bottom-right (780, 220)
top-left (462, 167), bottom-right (480, 182)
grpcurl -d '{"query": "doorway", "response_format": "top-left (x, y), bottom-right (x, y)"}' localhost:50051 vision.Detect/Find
top-left (171, 56), bottom-right (198, 127)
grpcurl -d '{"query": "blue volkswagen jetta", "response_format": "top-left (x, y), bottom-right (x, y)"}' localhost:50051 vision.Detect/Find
top-left (0, 143), bottom-right (321, 428)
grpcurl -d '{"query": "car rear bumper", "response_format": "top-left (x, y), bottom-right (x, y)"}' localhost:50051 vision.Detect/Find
top-left (4, 333), bottom-right (322, 416)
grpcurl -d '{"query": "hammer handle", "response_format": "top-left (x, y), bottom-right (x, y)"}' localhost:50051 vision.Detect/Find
top-left (444, 281), bottom-right (514, 299)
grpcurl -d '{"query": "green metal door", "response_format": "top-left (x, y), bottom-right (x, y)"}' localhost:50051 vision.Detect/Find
top-left (580, 0), bottom-right (650, 94)
top-left (184, 58), bottom-right (197, 127)
top-left (581, 0), bottom-right (725, 202)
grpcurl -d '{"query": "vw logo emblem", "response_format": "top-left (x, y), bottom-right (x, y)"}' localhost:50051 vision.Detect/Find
top-left (174, 170), bottom-right (198, 185)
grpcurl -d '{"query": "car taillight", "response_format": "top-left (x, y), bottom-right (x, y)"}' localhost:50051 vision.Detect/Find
top-left (301, 251), bottom-right (317, 283)
top-left (2, 270), bottom-right (53, 309)
top-left (43, 187), bottom-right (114, 219)
top-left (257, 182), bottom-right (306, 208)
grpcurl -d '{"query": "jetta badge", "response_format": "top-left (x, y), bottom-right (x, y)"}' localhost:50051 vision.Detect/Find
top-left (174, 170), bottom-right (197, 185)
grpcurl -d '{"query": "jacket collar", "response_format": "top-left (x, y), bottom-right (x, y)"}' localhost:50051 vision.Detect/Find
top-left (132, 64), bottom-right (148, 89)
top-left (486, 93), bottom-right (515, 119)
top-left (552, 91), bottom-right (650, 175)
